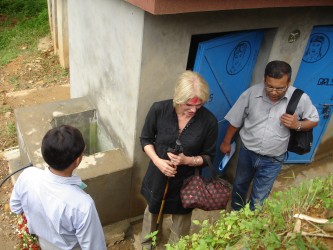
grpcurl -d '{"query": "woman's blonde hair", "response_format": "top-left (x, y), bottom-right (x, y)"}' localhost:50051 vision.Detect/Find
top-left (173, 71), bottom-right (210, 108)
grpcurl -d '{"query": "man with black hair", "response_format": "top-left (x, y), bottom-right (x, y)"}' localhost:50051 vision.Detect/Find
top-left (220, 60), bottom-right (319, 211)
top-left (10, 125), bottom-right (106, 250)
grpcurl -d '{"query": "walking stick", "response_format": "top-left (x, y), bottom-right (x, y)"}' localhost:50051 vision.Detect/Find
top-left (155, 177), bottom-right (169, 231)
top-left (150, 140), bottom-right (183, 249)
top-left (149, 177), bottom-right (169, 250)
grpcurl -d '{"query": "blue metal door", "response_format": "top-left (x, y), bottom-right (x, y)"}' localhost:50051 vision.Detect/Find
top-left (286, 26), bottom-right (333, 163)
top-left (193, 30), bottom-right (264, 173)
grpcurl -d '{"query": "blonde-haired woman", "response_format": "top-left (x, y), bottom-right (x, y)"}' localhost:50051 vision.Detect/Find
top-left (140, 71), bottom-right (218, 248)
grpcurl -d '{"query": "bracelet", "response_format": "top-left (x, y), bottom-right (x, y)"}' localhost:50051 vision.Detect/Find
top-left (296, 121), bottom-right (302, 131)
top-left (192, 156), bottom-right (199, 166)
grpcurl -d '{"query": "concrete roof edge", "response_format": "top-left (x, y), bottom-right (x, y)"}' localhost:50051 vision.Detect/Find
top-left (124, 0), bottom-right (333, 15)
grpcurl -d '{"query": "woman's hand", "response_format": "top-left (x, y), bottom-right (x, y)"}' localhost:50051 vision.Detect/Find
top-left (167, 152), bottom-right (203, 167)
top-left (144, 144), bottom-right (177, 177)
top-left (167, 152), bottom-right (187, 166)
top-left (154, 157), bottom-right (177, 177)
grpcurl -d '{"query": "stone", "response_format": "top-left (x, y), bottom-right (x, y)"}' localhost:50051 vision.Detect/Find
top-left (4, 204), bottom-right (10, 213)
top-left (103, 219), bottom-right (130, 246)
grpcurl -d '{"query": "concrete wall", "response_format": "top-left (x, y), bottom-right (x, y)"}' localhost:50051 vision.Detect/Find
top-left (56, 0), bottom-right (69, 68)
top-left (68, 0), bottom-right (144, 161)
top-left (47, 0), bottom-right (69, 68)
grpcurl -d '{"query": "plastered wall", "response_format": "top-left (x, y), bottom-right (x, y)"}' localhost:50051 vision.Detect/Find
top-left (68, 0), bottom-right (144, 161)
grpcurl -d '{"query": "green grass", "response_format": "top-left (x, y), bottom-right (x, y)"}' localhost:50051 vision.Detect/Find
top-left (0, 0), bottom-right (49, 65)
top-left (166, 175), bottom-right (333, 249)
top-left (6, 122), bottom-right (17, 137)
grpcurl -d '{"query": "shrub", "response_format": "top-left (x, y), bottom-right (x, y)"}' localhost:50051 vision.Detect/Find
top-left (167, 174), bottom-right (332, 249)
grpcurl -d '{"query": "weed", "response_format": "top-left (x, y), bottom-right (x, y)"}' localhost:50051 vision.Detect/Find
top-left (6, 122), bottom-right (16, 137)
top-left (144, 230), bottom-right (159, 249)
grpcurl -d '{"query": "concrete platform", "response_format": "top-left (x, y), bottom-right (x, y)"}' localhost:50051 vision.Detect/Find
top-left (12, 97), bottom-right (133, 225)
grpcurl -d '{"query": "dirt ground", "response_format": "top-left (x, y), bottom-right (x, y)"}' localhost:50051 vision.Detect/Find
top-left (0, 35), bottom-right (69, 150)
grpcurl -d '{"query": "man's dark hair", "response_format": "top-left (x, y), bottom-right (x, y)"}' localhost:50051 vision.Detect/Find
top-left (264, 60), bottom-right (292, 81)
top-left (41, 125), bottom-right (85, 171)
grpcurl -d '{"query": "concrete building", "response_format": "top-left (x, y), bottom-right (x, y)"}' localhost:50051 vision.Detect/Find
top-left (16, 0), bottom-right (333, 226)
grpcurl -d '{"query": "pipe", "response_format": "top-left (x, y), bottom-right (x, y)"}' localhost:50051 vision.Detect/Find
top-left (0, 163), bottom-right (33, 189)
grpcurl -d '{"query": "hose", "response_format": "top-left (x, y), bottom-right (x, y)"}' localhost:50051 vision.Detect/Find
top-left (0, 163), bottom-right (33, 189)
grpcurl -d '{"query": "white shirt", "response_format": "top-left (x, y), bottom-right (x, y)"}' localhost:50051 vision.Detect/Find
top-left (10, 167), bottom-right (106, 250)
top-left (225, 83), bottom-right (319, 156)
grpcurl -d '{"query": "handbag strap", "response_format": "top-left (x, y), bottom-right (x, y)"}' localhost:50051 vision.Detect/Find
top-left (194, 155), bottom-right (217, 178)
top-left (286, 89), bottom-right (304, 115)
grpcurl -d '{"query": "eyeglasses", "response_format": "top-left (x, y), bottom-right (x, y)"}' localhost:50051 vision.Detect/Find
top-left (264, 85), bottom-right (288, 93)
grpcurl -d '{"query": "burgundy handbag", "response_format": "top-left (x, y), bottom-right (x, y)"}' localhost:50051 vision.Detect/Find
top-left (180, 155), bottom-right (231, 211)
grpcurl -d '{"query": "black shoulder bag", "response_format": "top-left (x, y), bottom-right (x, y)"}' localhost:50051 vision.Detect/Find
top-left (286, 89), bottom-right (313, 155)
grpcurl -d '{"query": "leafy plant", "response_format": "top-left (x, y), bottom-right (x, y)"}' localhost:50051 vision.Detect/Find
top-left (144, 230), bottom-right (159, 249)
top-left (167, 174), bottom-right (333, 249)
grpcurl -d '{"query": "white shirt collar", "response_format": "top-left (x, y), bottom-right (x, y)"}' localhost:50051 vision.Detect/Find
top-left (45, 167), bottom-right (87, 189)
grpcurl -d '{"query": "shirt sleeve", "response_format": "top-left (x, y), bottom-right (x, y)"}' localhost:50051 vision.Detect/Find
top-left (297, 93), bottom-right (319, 122)
top-left (75, 200), bottom-right (106, 250)
top-left (225, 90), bottom-right (250, 128)
top-left (140, 102), bottom-right (158, 150)
top-left (10, 174), bottom-right (24, 214)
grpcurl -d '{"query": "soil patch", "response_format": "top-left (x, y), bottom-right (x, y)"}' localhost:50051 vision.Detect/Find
top-left (0, 36), bottom-right (69, 150)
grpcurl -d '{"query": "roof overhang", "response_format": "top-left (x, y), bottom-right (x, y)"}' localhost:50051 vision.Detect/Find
top-left (125, 0), bottom-right (333, 15)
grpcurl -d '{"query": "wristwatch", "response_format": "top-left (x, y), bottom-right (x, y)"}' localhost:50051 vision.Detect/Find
top-left (296, 121), bottom-right (302, 131)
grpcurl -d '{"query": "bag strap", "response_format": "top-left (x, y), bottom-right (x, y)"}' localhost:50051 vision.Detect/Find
top-left (285, 88), bottom-right (304, 159)
top-left (286, 89), bottom-right (304, 115)
top-left (194, 155), bottom-right (217, 178)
